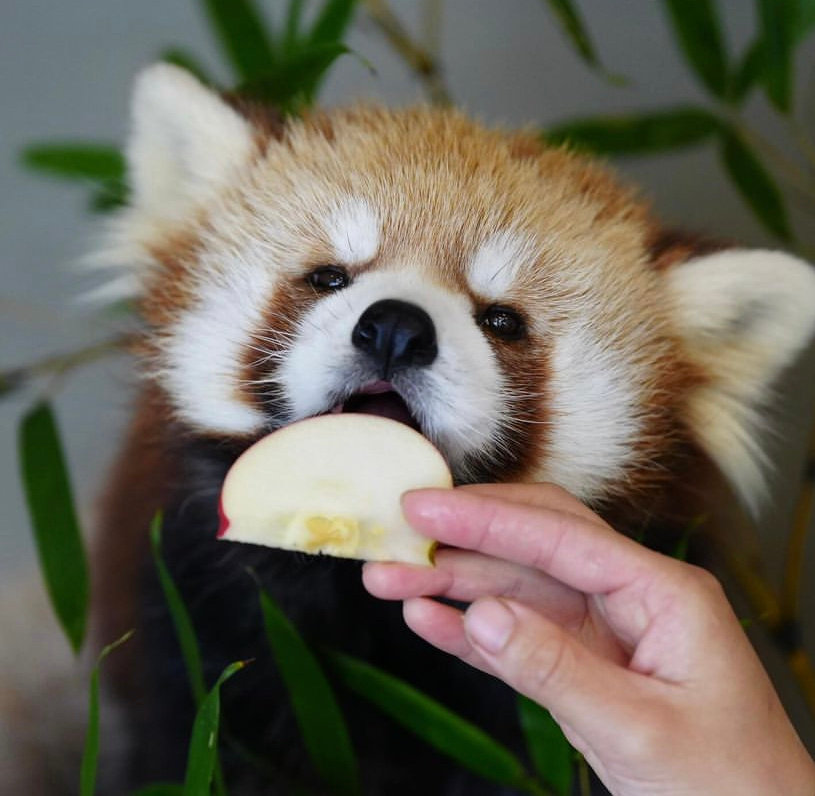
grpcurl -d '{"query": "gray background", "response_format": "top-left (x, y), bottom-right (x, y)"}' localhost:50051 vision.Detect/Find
top-left (2, 0), bottom-right (814, 747)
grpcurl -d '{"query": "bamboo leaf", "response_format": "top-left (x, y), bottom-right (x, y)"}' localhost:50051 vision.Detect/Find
top-left (540, 0), bottom-right (601, 69)
top-left (201, 0), bottom-right (276, 81)
top-left (729, 39), bottom-right (764, 103)
top-left (19, 402), bottom-right (90, 653)
top-left (730, 1), bottom-right (815, 104)
top-left (309, 0), bottom-right (358, 46)
top-left (239, 43), bottom-right (350, 112)
top-left (21, 144), bottom-right (124, 182)
top-left (88, 180), bottom-right (129, 214)
top-left (799, 0), bottom-right (815, 33)
top-left (284, 0), bottom-right (305, 51)
top-left (661, 0), bottom-right (729, 98)
top-left (149, 513), bottom-right (207, 706)
top-left (518, 697), bottom-right (573, 796)
top-left (329, 651), bottom-right (533, 790)
top-left (183, 661), bottom-right (247, 796)
top-left (256, 584), bottom-right (359, 796)
top-left (757, 0), bottom-right (795, 112)
top-left (81, 631), bottom-right (135, 796)
top-left (718, 127), bottom-right (792, 241)
top-left (545, 107), bottom-right (720, 155)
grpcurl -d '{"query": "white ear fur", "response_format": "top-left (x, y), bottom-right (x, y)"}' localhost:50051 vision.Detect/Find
top-left (666, 249), bottom-right (815, 511)
top-left (127, 63), bottom-right (255, 220)
top-left (83, 64), bottom-right (257, 302)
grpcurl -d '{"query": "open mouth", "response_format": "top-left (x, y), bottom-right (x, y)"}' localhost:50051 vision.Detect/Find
top-left (329, 381), bottom-right (420, 431)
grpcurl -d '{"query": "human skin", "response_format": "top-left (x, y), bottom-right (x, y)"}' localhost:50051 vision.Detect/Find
top-left (362, 483), bottom-right (815, 796)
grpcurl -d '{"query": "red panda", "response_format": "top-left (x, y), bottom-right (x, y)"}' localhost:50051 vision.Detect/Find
top-left (38, 62), bottom-right (815, 793)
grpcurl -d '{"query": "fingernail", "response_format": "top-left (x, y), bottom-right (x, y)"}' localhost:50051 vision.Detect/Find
top-left (464, 598), bottom-right (516, 654)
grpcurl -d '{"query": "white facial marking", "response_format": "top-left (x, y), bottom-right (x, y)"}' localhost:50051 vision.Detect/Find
top-left (162, 260), bottom-right (273, 434)
top-left (543, 324), bottom-right (641, 500)
top-left (278, 269), bottom-right (506, 468)
top-left (467, 230), bottom-right (538, 301)
top-left (325, 198), bottom-right (380, 264)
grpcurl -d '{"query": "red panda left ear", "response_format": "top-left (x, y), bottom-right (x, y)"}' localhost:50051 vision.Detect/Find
top-left (126, 63), bottom-right (255, 223)
top-left (665, 248), bottom-right (815, 512)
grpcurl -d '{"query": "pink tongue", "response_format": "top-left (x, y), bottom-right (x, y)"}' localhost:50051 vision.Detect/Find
top-left (345, 393), bottom-right (415, 426)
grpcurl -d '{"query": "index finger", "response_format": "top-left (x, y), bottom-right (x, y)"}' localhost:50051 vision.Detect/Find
top-left (458, 482), bottom-right (602, 524)
top-left (401, 488), bottom-right (664, 597)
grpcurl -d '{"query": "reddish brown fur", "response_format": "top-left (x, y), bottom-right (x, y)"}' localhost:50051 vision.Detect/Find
top-left (97, 103), bottom-right (735, 660)
top-left (92, 383), bottom-right (175, 695)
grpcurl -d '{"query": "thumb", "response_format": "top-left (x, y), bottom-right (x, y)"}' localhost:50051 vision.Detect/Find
top-left (463, 597), bottom-right (647, 742)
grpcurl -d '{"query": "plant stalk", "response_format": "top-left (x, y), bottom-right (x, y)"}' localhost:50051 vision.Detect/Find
top-left (362, 0), bottom-right (452, 105)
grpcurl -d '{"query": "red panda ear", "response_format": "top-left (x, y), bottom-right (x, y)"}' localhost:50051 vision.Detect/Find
top-left (126, 63), bottom-right (255, 222)
top-left (665, 249), bottom-right (815, 512)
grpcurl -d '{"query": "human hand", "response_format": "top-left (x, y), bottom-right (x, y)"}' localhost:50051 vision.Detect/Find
top-left (363, 483), bottom-right (815, 796)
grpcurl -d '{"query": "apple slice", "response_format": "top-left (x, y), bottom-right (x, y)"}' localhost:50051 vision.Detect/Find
top-left (217, 414), bottom-right (452, 565)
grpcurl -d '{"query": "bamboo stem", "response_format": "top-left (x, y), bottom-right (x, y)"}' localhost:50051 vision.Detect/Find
top-left (362, 0), bottom-right (452, 106)
top-left (0, 335), bottom-right (131, 398)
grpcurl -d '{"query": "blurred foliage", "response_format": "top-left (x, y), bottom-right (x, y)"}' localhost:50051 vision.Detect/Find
top-left (10, 0), bottom-right (815, 794)
top-left (329, 650), bottom-right (549, 794)
top-left (517, 697), bottom-right (575, 796)
top-left (255, 576), bottom-right (360, 795)
top-left (81, 631), bottom-right (135, 796)
top-left (18, 402), bottom-right (89, 653)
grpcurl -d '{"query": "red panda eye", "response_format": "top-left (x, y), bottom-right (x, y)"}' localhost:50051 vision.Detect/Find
top-left (308, 266), bottom-right (350, 291)
top-left (479, 305), bottom-right (526, 340)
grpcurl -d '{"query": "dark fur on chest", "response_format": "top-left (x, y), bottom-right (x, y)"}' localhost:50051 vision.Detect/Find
top-left (126, 435), bottom-right (537, 795)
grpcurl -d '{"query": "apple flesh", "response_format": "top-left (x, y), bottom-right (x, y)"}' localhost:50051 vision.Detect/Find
top-left (217, 414), bottom-right (452, 565)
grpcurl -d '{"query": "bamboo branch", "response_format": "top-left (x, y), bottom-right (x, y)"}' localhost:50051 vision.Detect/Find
top-left (0, 335), bottom-right (132, 398)
top-left (725, 112), bottom-right (815, 204)
top-left (362, 0), bottom-right (452, 106)
top-left (718, 542), bottom-right (815, 717)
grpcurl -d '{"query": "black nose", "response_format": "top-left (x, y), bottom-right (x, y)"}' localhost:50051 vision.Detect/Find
top-left (351, 299), bottom-right (438, 378)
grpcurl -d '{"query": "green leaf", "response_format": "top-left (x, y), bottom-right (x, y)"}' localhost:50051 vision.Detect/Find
top-left (239, 43), bottom-right (350, 112)
top-left (518, 697), bottom-right (573, 796)
top-left (21, 144), bottom-right (124, 182)
top-left (88, 180), bottom-right (129, 214)
top-left (284, 0), bottom-right (305, 51)
top-left (799, 0), bottom-right (815, 34)
top-left (662, 0), bottom-right (729, 98)
top-left (718, 127), bottom-right (792, 241)
top-left (545, 107), bottom-right (720, 156)
top-left (183, 661), bottom-right (247, 796)
top-left (256, 584), bottom-right (359, 796)
top-left (757, 0), bottom-right (795, 112)
top-left (19, 402), bottom-right (90, 653)
top-left (540, 0), bottom-right (601, 69)
top-left (202, 0), bottom-right (276, 81)
top-left (149, 513), bottom-right (207, 706)
top-left (81, 631), bottom-right (135, 796)
top-left (309, 0), bottom-right (358, 45)
top-left (729, 39), bottom-right (764, 103)
top-left (730, 1), bottom-right (815, 104)
top-left (131, 785), bottom-right (184, 796)
top-left (329, 651), bottom-right (533, 790)
top-left (159, 48), bottom-right (214, 85)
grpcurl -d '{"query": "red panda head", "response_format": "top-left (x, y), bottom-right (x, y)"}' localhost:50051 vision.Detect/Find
top-left (95, 64), bottom-right (815, 523)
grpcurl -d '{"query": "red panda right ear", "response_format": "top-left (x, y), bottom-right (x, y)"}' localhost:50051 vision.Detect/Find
top-left (83, 64), bottom-right (258, 303)
top-left (126, 63), bottom-right (255, 224)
